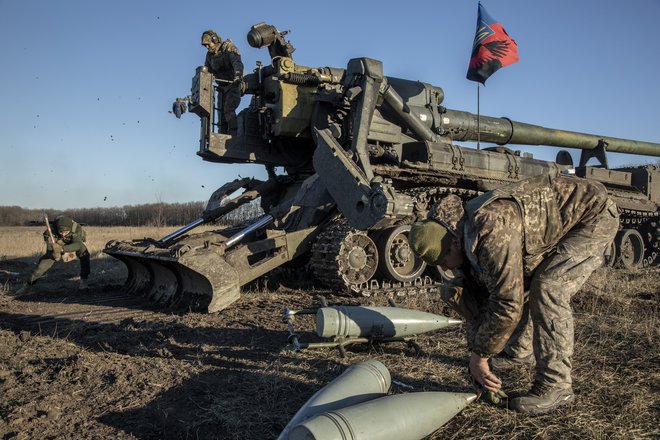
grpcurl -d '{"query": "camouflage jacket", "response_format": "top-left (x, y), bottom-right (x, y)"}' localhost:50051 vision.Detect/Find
top-left (204, 39), bottom-right (244, 82)
top-left (445, 173), bottom-right (613, 357)
top-left (43, 221), bottom-right (86, 253)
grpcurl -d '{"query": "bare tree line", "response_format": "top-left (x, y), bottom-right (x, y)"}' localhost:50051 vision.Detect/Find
top-left (0, 200), bottom-right (264, 227)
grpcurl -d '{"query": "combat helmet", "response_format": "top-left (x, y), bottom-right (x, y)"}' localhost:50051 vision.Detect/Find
top-left (201, 30), bottom-right (221, 46)
top-left (55, 215), bottom-right (74, 232)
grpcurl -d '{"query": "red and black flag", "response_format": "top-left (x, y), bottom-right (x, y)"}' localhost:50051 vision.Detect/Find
top-left (467, 3), bottom-right (519, 84)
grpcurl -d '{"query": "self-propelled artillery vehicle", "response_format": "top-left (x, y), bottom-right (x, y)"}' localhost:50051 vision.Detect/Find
top-left (104, 23), bottom-right (660, 313)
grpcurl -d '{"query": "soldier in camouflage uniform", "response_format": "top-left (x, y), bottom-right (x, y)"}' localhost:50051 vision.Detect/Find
top-left (201, 30), bottom-right (244, 134)
top-left (19, 215), bottom-right (90, 291)
top-left (409, 172), bottom-right (619, 414)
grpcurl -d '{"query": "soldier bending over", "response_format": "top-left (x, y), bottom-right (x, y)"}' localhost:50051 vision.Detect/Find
top-left (409, 172), bottom-right (619, 414)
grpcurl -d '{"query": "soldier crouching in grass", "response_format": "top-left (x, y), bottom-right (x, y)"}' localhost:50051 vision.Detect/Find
top-left (408, 171), bottom-right (619, 414)
top-left (17, 215), bottom-right (90, 293)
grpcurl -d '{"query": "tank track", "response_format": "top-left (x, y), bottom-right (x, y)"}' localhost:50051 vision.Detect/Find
top-left (310, 186), bottom-right (481, 297)
top-left (619, 207), bottom-right (660, 267)
top-left (309, 220), bottom-right (364, 293)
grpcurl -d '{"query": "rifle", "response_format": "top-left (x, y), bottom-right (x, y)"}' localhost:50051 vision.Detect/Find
top-left (44, 215), bottom-right (57, 249)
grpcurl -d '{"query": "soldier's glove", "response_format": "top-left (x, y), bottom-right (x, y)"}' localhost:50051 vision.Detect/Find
top-left (51, 243), bottom-right (63, 261)
top-left (232, 76), bottom-right (246, 95)
top-left (171, 99), bottom-right (187, 119)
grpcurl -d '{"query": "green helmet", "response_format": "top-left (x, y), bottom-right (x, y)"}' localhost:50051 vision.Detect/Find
top-left (55, 215), bottom-right (74, 232)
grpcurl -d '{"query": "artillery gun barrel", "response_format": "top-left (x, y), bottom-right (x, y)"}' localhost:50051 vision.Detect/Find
top-left (443, 109), bottom-right (660, 156)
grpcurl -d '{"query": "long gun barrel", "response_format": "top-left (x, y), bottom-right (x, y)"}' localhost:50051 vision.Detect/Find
top-left (441, 109), bottom-right (660, 157)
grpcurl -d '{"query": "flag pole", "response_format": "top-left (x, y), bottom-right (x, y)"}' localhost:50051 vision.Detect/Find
top-left (477, 83), bottom-right (481, 150)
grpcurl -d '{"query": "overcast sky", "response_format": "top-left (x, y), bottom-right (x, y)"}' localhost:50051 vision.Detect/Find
top-left (1, 0), bottom-right (658, 209)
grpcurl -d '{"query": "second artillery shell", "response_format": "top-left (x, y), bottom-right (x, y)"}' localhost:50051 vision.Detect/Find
top-left (316, 306), bottom-right (462, 339)
top-left (277, 359), bottom-right (391, 440)
top-left (289, 391), bottom-right (477, 440)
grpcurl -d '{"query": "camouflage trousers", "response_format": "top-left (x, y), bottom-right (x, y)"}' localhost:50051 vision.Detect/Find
top-left (219, 85), bottom-right (241, 133)
top-left (503, 199), bottom-right (619, 387)
top-left (28, 245), bottom-right (90, 285)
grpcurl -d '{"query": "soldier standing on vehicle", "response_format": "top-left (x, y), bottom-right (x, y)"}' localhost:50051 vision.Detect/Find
top-left (18, 215), bottom-right (90, 293)
top-left (201, 29), bottom-right (244, 134)
top-left (408, 172), bottom-right (619, 414)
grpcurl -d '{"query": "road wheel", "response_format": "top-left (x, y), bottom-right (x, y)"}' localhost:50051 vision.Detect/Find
top-left (615, 229), bottom-right (645, 269)
top-left (375, 225), bottom-right (427, 282)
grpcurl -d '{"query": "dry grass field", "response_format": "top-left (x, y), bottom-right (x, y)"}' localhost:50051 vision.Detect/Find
top-left (0, 226), bottom-right (658, 439)
top-left (0, 226), bottom-right (207, 260)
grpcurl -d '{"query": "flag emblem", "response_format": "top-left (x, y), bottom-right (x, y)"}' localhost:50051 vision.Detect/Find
top-left (467, 3), bottom-right (519, 84)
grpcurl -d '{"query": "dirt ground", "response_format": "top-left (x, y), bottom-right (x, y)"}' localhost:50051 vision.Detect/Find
top-left (0, 247), bottom-right (658, 439)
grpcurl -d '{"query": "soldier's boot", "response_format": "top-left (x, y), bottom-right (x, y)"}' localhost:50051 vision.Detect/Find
top-left (490, 352), bottom-right (536, 369)
top-left (509, 382), bottom-right (575, 414)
